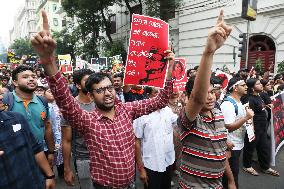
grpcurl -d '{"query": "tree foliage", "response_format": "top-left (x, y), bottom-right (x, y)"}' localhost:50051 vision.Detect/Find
top-left (277, 60), bottom-right (284, 73)
top-left (9, 38), bottom-right (35, 56)
top-left (102, 40), bottom-right (127, 63)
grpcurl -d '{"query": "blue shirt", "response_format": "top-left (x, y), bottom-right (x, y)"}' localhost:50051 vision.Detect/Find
top-left (0, 111), bottom-right (44, 189)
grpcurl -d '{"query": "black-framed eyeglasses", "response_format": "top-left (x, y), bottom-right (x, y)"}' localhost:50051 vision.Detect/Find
top-left (93, 85), bottom-right (114, 94)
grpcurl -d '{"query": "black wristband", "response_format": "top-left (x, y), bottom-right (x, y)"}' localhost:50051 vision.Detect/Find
top-left (45, 174), bottom-right (55, 179)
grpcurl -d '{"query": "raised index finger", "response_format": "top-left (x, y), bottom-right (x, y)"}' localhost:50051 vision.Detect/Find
top-left (42, 10), bottom-right (49, 31)
top-left (216, 9), bottom-right (224, 25)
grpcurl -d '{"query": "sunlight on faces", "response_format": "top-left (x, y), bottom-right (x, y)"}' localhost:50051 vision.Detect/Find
top-left (90, 77), bottom-right (116, 111)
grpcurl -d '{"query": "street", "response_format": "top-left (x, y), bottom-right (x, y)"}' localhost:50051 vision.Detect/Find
top-left (56, 147), bottom-right (284, 189)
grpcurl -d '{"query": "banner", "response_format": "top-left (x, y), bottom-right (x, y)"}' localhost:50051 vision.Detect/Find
top-left (7, 49), bottom-right (21, 64)
top-left (124, 14), bottom-right (169, 88)
top-left (173, 58), bottom-right (187, 92)
top-left (91, 57), bottom-right (107, 70)
top-left (58, 54), bottom-right (71, 65)
top-left (60, 64), bottom-right (73, 74)
top-left (271, 91), bottom-right (284, 166)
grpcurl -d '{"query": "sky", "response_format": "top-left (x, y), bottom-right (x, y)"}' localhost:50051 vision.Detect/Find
top-left (0, 0), bottom-right (25, 47)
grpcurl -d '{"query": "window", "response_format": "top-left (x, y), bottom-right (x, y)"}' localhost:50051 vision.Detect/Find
top-left (109, 15), bottom-right (116, 34)
top-left (53, 18), bottom-right (58, 26)
top-left (52, 4), bottom-right (57, 12)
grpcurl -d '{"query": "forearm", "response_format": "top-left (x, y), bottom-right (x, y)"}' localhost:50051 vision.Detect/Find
top-left (191, 51), bottom-right (214, 103)
top-left (226, 116), bottom-right (249, 132)
top-left (45, 122), bottom-right (55, 152)
top-left (35, 151), bottom-right (54, 177)
top-left (41, 57), bottom-right (58, 76)
top-left (135, 138), bottom-right (144, 168)
top-left (62, 127), bottom-right (72, 171)
top-left (62, 140), bottom-right (72, 171)
top-left (224, 158), bottom-right (235, 184)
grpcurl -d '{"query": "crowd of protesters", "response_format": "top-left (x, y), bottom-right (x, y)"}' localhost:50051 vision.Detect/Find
top-left (0, 10), bottom-right (284, 189)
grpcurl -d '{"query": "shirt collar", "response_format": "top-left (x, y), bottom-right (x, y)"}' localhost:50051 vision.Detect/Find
top-left (13, 90), bottom-right (39, 104)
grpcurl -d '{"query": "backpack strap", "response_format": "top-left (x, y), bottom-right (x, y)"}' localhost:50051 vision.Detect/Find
top-left (224, 96), bottom-right (238, 116)
top-left (37, 96), bottom-right (49, 112)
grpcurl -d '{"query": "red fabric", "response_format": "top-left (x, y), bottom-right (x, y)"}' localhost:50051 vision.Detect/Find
top-left (129, 89), bottom-right (144, 95)
top-left (46, 72), bottom-right (173, 188)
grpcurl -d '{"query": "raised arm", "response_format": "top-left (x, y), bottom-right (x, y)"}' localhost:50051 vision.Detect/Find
top-left (31, 11), bottom-right (88, 133)
top-left (185, 10), bottom-right (232, 121)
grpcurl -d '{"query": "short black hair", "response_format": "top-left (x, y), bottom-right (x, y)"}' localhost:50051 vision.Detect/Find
top-left (12, 65), bottom-right (34, 81)
top-left (185, 76), bottom-right (214, 96)
top-left (246, 78), bottom-right (259, 95)
top-left (260, 79), bottom-right (269, 87)
top-left (85, 72), bottom-right (112, 93)
top-left (73, 69), bottom-right (94, 86)
top-left (113, 72), bottom-right (124, 80)
top-left (227, 77), bottom-right (242, 93)
top-left (1, 75), bottom-right (9, 81)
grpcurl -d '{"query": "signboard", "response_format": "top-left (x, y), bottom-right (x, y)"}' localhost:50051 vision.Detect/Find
top-left (271, 91), bottom-right (284, 166)
top-left (173, 58), bottom-right (187, 92)
top-left (124, 14), bottom-right (169, 88)
top-left (58, 54), bottom-right (72, 65)
top-left (241, 0), bottom-right (257, 21)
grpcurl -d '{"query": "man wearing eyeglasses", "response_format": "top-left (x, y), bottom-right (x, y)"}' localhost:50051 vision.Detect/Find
top-left (31, 11), bottom-right (174, 189)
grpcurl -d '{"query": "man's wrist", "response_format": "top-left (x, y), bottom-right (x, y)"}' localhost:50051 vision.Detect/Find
top-left (39, 55), bottom-right (55, 65)
top-left (137, 164), bottom-right (145, 172)
top-left (45, 174), bottom-right (55, 179)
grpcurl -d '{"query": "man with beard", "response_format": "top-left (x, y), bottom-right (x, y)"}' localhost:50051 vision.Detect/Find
top-left (3, 65), bottom-right (54, 167)
top-left (61, 69), bottom-right (96, 187)
top-left (31, 11), bottom-right (174, 188)
top-left (220, 77), bottom-right (254, 188)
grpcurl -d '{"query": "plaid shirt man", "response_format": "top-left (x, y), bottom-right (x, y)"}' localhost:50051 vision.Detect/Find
top-left (47, 72), bottom-right (173, 188)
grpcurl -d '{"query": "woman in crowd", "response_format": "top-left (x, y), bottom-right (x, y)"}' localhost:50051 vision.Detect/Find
top-left (243, 78), bottom-right (279, 177)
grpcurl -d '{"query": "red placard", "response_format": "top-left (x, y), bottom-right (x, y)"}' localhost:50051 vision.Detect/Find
top-left (124, 14), bottom-right (169, 88)
top-left (173, 58), bottom-right (187, 92)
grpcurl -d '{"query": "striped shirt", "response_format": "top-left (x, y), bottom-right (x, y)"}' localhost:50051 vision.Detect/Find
top-left (177, 108), bottom-right (227, 189)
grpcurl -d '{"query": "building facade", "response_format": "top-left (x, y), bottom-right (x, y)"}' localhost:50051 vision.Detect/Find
top-left (110, 0), bottom-right (284, 73)
top-left (35, 0), bottom-right (65, 32)
top-left (9, 0), bottom-right (38, 43)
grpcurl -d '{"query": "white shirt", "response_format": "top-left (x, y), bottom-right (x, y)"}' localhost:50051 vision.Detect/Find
top-left (221, 97), bottom-right (246, 150)
top-left (133, 106), bottom-right (178, 172)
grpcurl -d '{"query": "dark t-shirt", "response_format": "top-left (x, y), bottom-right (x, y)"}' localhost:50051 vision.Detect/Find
top-left (61, 99), bottom-right (96, 160)
top-left (260, 92), bottom-right (272, 121)
top-left (248, 94), bottom-right (267, 127)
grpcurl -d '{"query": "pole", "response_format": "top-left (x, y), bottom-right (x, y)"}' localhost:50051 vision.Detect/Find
top-left (233, 46), bottom-right (236, 67)
top-left (245, 20), bottom-right (250, 69)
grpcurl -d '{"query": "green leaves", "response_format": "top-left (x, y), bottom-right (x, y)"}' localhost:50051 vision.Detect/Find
top-left (9, 38), bottom-right (35, 57)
